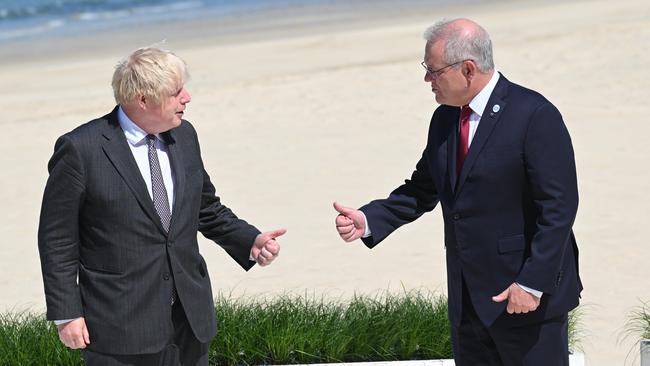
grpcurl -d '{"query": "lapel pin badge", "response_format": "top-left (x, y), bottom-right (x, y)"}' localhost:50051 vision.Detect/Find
top-left (490, 104), bottom-right (500, 117)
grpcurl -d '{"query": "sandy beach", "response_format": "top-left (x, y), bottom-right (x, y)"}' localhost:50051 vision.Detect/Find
top-left (1, 0), bottom-right (649, 364)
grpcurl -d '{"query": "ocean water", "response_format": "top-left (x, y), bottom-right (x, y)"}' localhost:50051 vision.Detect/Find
top-left (0, 0), bottom-right (479, 44)
top-left (0, 0), bottom-right (334, 42)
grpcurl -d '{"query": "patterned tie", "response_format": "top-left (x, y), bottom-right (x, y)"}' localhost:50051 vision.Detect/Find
top-left (146, 134), bottom-right (176, 304)
top-left (146, 134), bottom-right (171, 232)
top-left (456, 105), bottom-right (472, 177)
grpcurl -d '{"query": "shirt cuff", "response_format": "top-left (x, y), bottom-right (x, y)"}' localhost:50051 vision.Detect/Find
top-left (53, 318), bottom-right (80, 326)
top-left (359, 211), bottom-right (372, 238)
top-left (516, 283), bottom-right (543, 299)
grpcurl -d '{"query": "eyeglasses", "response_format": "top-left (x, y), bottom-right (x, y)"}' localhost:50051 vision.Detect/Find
top-left (420, 60), bottom-right (469, 79)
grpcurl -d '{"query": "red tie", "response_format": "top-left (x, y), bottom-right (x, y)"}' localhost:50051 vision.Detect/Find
top-left (456, 105), bottom-right (472, 177)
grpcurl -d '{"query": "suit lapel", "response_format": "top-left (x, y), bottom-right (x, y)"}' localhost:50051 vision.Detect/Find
top-left (164, 128), bottom-right (185, 235)
top-left (101, 109), bottom-right (168, 236)
top-left (455, 75), bottom-right (509, 195)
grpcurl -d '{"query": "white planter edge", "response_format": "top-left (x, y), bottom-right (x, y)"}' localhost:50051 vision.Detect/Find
top-left (287, 352), bottom-right (585, 366)
top-left (641, 339), bottom-right (650, 366)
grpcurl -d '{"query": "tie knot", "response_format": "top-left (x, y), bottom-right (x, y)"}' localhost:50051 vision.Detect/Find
top-left (146, 134), bottom-right (156, 146)
top-left (461, 105), bottom-right (472, 119)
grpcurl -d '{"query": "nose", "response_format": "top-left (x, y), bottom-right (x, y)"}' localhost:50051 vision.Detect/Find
top-left (180, 88), bottom-right (191, 104)
top-left (424, 71), bottom-right (433, 83)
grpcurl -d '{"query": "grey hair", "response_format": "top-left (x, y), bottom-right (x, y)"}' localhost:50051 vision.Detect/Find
top-left (423, 19), bottom-right (494, 72)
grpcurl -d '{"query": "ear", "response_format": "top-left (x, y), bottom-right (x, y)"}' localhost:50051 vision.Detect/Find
top-left (463, 60), bottom-right (477, 83)
top-left (137, 95), bottom-right (147, 109)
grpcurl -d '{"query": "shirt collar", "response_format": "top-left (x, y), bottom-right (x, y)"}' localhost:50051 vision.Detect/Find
top-left (467, 70), bottom-right (500, 117)
top-left (117, 106), bottom-right (159, 146)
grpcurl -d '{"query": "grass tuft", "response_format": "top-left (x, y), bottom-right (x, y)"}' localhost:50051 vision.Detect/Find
top-left (622, 300), bottom-right (650, 342)
top-left (567, 305), bottom-right (584, 352)
top-left (618, 300), bottom-right (650, 365)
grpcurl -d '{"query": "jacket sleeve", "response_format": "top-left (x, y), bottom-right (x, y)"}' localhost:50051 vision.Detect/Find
top-left (38, 135), bottom-right (86, 320)
top-left (360, 147), bottom-right (440, 248)
top-left (516, 101), bottom-right (579, 294)
top-left (191, 128), bottom-right (261, 271)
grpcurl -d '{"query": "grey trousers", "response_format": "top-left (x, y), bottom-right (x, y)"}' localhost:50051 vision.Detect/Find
top-left (82, 302), bottom-right (209, 366)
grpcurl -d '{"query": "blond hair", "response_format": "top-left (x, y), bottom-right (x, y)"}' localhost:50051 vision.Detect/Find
top-left (112, 47), bottom-right (189, 105)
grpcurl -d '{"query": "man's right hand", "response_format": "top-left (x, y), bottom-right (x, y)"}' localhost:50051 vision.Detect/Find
top-left (333, 202), bottom-right (366, 242)
top-left (57, 317), bottom-right (90, 349)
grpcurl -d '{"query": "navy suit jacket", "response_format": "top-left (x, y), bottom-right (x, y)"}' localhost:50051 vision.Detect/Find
top-left (361, 74), bottom-right (582, 327)
top-left (38, 107), bottom-right (260, 354)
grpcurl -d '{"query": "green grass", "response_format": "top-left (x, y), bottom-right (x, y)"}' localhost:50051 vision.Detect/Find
top-left (618, 300), bottom-right (650, 364)
top-left (623, 300), bottom-right (650, 341)
top-left (0, 291), bottom-right (583, 365)
top-left (211, 291), bottom-right (451, 365)
top-left (567, 304), bottom-right (584, 352)
top-left (0, 311), bottom-right (82, 366)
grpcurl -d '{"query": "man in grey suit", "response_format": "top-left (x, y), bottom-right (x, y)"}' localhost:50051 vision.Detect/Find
top-left (38, 47), bottom-right (284, 365)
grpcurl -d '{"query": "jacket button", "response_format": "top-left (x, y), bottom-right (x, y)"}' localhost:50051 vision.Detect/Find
top-left (163, 273), bottom-right (170, 280)
top-left (452, 213), bottom-right (461, 220)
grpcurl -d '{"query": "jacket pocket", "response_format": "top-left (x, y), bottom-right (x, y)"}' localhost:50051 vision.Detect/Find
top-left (498, 234), bottom-right (525, 254)
top-left (80, 261), bottom-right (124, 275)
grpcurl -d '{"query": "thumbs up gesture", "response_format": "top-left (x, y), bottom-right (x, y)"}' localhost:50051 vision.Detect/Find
top-left (251, 228), bottom-right (285, 266)
top-left (333, 202), bottom-right (366, 242)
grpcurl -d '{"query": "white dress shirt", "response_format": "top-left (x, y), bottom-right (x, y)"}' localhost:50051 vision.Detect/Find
top-left (117, 106), bottom-right (176, 211)
top-left (361, 71), bottom-right (542, 299)
top-left (464, 70), bottom-right (500, 144)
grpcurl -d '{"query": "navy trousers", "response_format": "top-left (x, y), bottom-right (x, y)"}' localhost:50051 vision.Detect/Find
top-left (451, 279), bottom-right (569, 366)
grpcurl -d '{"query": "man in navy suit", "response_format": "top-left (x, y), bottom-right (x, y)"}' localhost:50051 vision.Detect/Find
top-left (334, 18), bottom-right (581, 366)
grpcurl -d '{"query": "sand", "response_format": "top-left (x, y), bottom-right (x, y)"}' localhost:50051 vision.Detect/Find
top-left (1, 0), bottom-right (648, 364)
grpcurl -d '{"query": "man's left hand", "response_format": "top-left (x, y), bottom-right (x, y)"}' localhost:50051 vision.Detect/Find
top-left (251, 229), bottom-right (285, 266)
top-left (492, 283), bottom-right (540, 314)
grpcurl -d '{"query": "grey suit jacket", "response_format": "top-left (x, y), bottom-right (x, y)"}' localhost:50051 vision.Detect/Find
top-left (38, 106), bottom-right (260, 354)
